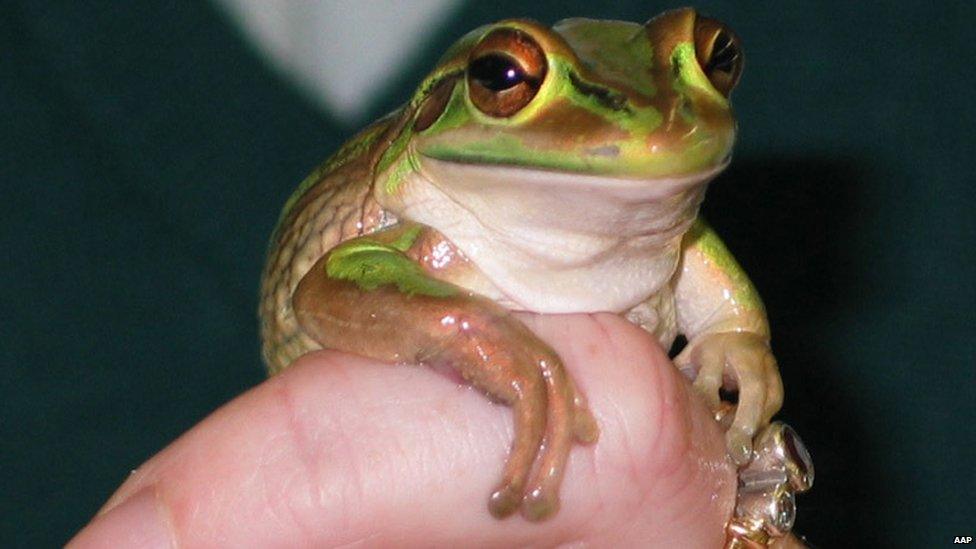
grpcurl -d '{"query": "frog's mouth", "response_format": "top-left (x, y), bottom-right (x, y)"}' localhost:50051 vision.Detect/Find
top-left (421, 154), bottom-right (728, 197)
top-left (410, 155), bottom-right (727, 239)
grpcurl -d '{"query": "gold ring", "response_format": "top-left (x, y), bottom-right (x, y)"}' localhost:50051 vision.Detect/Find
top-left (725, 422), bottom-right (814, 548)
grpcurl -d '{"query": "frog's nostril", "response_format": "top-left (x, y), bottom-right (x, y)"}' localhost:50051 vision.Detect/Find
top-left (585, 145), bottom-right (620, 158)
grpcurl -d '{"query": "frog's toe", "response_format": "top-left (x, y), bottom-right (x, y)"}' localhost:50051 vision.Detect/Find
top-left (573, 407), bottom-right (599, 444)
top-left (569, 380), bottom-right (600, 444)
top-left (764, 364), bottom-right (784, 424)
top-left (520, 353), bottom-right (578, 521)
top-left (693, 372), bottom-right (723, 412)
top-left (521, 487), bottom-right (560, 521)
top-left (489, 386), bottom-right (546, 519)
top-left (567, 376), bottom-right (600, 444)
top-left (726, 340), bottom-right (780, 464)
top-left (488, 484), bottom-right (522, 519)
top-left (680, 332), bottom-right (785, 465)
top-left (683, 344), bottom-right (725, 412)
top-left (725, 425), bottom-right (755, 465)
top-left (720, 398), bottom-right (762, 464)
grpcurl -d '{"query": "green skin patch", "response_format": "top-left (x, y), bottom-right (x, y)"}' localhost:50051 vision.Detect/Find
top-left (324, 226), bottom-right (458, 297)
top-left (384, 39), bottom-right (733, 187)
top-left (669, 42), bottom-right (728, 105)
top-left (687, 218), bottom-right (764, 311)
top-left (383, 152), bottom-right (419, 194)
top-left (552, 19), bottom-right (657, 98)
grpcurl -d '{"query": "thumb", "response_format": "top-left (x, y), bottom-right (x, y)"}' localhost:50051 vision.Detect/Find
top-left (69, 313), bottom-right (734, 548)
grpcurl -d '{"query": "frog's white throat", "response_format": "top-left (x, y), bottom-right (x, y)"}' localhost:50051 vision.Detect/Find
top-left (388, 158), bottom-right (721, 313)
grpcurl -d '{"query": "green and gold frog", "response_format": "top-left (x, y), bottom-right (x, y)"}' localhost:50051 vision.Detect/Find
top-left (259, 8), bottom-right (782, 521)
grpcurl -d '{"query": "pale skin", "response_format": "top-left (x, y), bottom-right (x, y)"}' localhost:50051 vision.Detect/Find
top-left (69, 313), bottom-right (790, 548)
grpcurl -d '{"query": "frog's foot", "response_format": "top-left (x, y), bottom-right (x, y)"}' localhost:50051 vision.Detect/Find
top-left (518, 351), bottom-right (584, 521)
top-left (675, 331), bottom-right (783, 465)
top-left (292, 235), bottom-right (598, 522)
top-left (440, 315), bottom-right (598, 521)
top-left (517, 353), bottom-right (599, 521)
top-left (486, 384), bottom-right (545, 519)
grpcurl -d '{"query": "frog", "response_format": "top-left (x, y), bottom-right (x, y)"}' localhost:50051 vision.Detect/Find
top-left (259, 7), bottom-right (783, 522)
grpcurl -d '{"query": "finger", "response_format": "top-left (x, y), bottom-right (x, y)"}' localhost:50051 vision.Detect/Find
top-left (69, 313), bottom-right (735, 548)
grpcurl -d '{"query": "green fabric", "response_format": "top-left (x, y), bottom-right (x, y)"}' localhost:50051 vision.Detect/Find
top-left (1, 1), bottom-right (973, 545)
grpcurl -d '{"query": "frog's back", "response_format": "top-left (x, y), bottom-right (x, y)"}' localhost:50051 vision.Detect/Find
top-left (259, 112), bottom-right (403, 374)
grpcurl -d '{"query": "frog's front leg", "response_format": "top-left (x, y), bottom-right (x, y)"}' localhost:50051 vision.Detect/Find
top-left (673, 218), bottom-right (784, 465)
top-left (292, 224), bottom-right (598, 521)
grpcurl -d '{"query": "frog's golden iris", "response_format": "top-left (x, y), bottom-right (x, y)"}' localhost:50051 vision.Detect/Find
top-left (466, 28), bottom-right (547, 117)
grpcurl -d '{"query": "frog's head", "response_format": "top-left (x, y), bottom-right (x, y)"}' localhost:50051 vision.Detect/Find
top-left (381, 8), bottom-right (740, 182)
top-left (377, 8), bottom-right (742, 245)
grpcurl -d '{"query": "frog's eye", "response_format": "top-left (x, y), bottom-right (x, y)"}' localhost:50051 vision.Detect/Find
top-left (693, 16), bottom-right (743, 96)
top-left (467, 28), bottom-right (547, 117)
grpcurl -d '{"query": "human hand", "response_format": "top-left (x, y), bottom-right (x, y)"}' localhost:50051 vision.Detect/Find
top-left (69, 313), bottom-right (740, 547)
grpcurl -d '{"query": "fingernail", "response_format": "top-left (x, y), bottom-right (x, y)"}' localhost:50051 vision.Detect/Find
top-left (67, 488), bottom-right (173, 549)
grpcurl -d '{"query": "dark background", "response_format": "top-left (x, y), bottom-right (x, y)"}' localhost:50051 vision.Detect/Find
top-left (2, 1), bottom-right (974, 546)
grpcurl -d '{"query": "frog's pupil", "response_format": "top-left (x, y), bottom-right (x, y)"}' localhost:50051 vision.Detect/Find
top-left (470, 54), bottom-right (524, 91)
top-left (706, 32), bottom-right (738, 75)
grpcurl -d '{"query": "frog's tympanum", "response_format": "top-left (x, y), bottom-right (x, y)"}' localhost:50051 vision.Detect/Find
top-left (260, 8), bottom-right (783, 521)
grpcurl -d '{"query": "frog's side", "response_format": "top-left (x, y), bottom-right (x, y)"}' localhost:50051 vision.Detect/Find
top-left (259, 8), bottom-right (783, 521)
